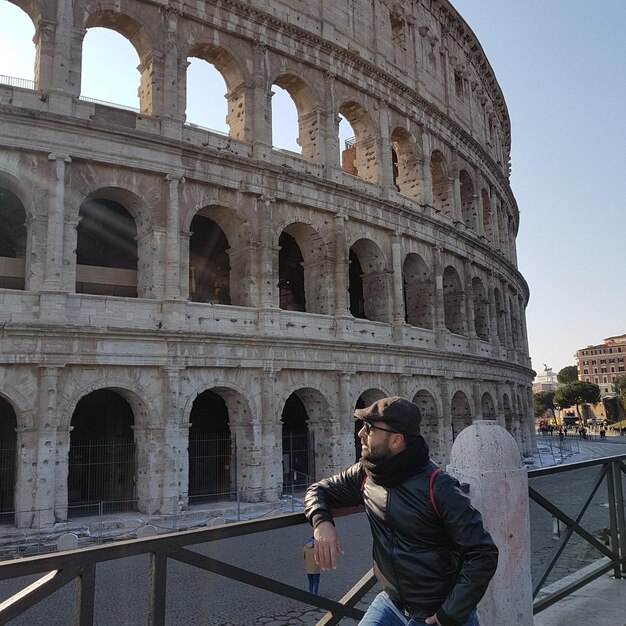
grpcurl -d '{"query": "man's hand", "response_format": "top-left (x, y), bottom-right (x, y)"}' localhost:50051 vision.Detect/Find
top-left (425, 615), bottom-right (441, 625)
top-left (314, 521), bottom-right (343, 570)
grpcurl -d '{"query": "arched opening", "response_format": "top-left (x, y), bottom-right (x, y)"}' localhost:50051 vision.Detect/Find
top-left (354, 389), bottom-right (386, 461)
top-left (481, 188), bottom-right (493, 241)
top-left (472, 277), bottom-right (490, 341)
top-left (451, 390), bottom-right (472, 441)
top-left (459, 170), bottom-right (477, 232)
top-left (272, 74), bottom-right (318, 158)
top-left (403, 254), bottom-right (433, 329)
top-left (281, 394), bottom-right (313, 491)
top-left (0, 396), bottom-right (17, 524)
top-left (186, 43), bottom-right (246, 140)
top-left (278, 231), bottom-right (305, 311)
top-left (481, 392), bottom-right (496, 419)
top-left (442, 266), bottom-right (466, 335)
top-left (348, 249), bottom-right (365, 319)
top-left (68, 390), bottom-right (136, 516)
top-left (349, 239), bottom-right (390, 323)
top-left (81, 26), bottom-right (141, 110)
top-left (0, 3), bottom-right (36, 85)
top-left (339, 101), bottom-right (378, 183)
top-left (0, 185), bottom-right (26, 290)
top-left (189, 215), bottom-right (231, 304)
top-left (391, 128), bottom-right (420, 200)
top-left (412, 390), bottom-right (440, 461)
top-left (188, 390), bottom-right (232, 504)
top-left (430, 150), bottom-right (451, 217)
top-left (76, 197), bottom-right (138, 297)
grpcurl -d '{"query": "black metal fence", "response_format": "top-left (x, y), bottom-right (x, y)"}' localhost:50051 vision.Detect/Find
top-left (188, 434), bottom-right (234, 504)
top-left (0, 443), bottom-right (15, 525)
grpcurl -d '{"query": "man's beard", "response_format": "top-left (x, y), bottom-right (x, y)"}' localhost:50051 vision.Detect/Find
top-left (360, 439), bottom-right (392, 463)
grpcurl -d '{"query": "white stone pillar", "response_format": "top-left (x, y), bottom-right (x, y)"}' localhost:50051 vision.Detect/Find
top-left (338, 372), bottom-right (354, 468)
top-left (447, 420), bottom-right (533, 625)
top-left (260, 368), bottom-right (280, 501)
top-left (165, 174), bottom-right (184, 300)
top-left (391, 233), bottom-right (405, 337)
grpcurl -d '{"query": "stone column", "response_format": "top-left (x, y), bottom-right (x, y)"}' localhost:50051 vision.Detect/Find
top-left (439, 376), bottom-right (452, 463)
top-left (161, 366), bottom-right (185, 514)
top-left (391, 233), bottom-right (405, 338)
top-left (322, 72), bottom-right (340, 173)
top-left (54, 423), bottom-right (72, 522)
top-left (420, 142), bottom-right (434, 208)
top-left (133, 425), bottom-right (166, 515)
top-left (163, 175), bottom-right (185, 328)
top-left (257, 195), bottom-right (278, 334)
top-left (495, 382), bottom-right (507, 429)
top-left (43, 153), bottom-right (70, 291)
top-left (260, 368), bottom-right (280, 501)
top-left (33, 19), bottom-right (56, 92)
top-left (433, 247), bottom-right (447, 349)
top-left (463, 259), bottom-right (476, 340)
top-left (472, 381), bottom-right (482, 421)
top-left (487, 272), bottom-right (500, 349)
top-left (332, 213), bottom-right (349, 315)
top-left (14, 427), bottom-right (40, 528)
top-left (338, 372), bottom-right (354, 468)
top-left (501, 283), bottom-right (513, 349)
top-left (448, 421), bottom-right (532, 625)
top-left (250, 42), bottom-right (272, 160)
top-left (375, 99), bottom-right (394, 195)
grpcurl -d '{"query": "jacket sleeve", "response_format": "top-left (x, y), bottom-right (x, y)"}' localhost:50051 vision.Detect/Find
top-left (434, 474), bottom-right (499, 626)
top-left (304, 463), bottom-right (365, 529)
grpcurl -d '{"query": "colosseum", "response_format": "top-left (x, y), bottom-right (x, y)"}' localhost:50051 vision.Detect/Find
top-left (0, 0), bottom-right (534, 528)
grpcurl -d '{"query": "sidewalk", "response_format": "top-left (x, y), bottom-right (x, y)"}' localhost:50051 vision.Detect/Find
top-left (534, 573), bottom-right (626, 626)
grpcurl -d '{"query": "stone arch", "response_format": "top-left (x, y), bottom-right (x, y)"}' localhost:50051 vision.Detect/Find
top-left (349, 238), bottom-right (391, 323)
top-left (0, 183), bottom-right (27, 290)
top-left (450, 390), bottom-right (472, 440)
top-left (67, 388), bottom-right (137, 516)
top-left (76, 191), bottom-right (139, 298)
top-left (442, 265), bottom-right (466, 335)
top-left (0, 394), bottom-right (17, 523)
top-left (390, 127), bottom-right (420, 200)
top-left (481, 188), bottom-right (493, 241)
top-left (339, 101), bottom-right (378, 183)
top-left (278, 222), bottom-right (331, 314)
top-left (273, 73), bottom-right (320, 161)
top-left (430, 150), bottom-right (451, 217)
top-left (189, 214), bottom-right (231, 305)
top-left (459, 169), bottom-right (477, 232)
top-left (403, 253), bottom-right (433, 329)
top-left (472, 276), bottom-right (490, 341)
top-left (80, 9), bottom-right (153, 113)
top-left (481, 392), bottom-right (496, 419)
top-left (187, 388), bottom-right (234, 503)
top-left (187, 42), bottom-right (248, 140)
top-left (412, 389), bottom-right (441, 460)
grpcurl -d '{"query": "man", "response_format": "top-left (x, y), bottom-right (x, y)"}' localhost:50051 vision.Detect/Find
top-left (304, 397), bottom-right (498, 626)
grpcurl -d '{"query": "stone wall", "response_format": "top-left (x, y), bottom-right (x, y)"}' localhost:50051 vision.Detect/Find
top-left (0, 0), bottom-right (534, 527)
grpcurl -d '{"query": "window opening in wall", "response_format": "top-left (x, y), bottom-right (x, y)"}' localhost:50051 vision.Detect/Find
top-left (282, 394), bottom-right (313, 491)
top-left (278, 231), bottom-right (306, 312)
top-left (271, 84), bottom-right (300, 153)
top-left (442, 266), bottom-right (466, 335)
top-left (459, 170), bottom-right (477, 232)
top-left (186, 58), bottom-right (229, 134)
top-left (189, 215), bottom-right (231, 305)
top-left (68, 390), bottom-right (136, 517)
top-left (339, 114), bottom-right (357, 176)
top-left (348, 249), bottom-right (366, 319)
top-left (391, 146), bottom-right (400, 191)
top-left (338, 102), bottom-right (378, 183)
top-left (430, 151), bottom-right (450, 216)
top-left (0, 3), bottom-right (35, 85)
top-left (451, 391), bottom-right (472, 441)
top-left (0, 396), bottom-right (17, 525)
top-left (403, 254), bottom-right (433, 330)
top-left (189, 390), bottom-right (232, 504)
top-left (76, 198), bottom-right (138, 297)
top-left (81, 28), bottom-right (140, 111)
top-left (0, 186), bottom-right (26, 290)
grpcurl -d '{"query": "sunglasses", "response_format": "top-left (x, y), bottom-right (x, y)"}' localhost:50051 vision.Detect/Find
top-left (361, 421), bottom-right (398, 436)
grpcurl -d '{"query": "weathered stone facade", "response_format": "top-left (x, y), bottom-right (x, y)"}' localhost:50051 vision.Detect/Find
top-left (0, 0), bottom-right (534, 528)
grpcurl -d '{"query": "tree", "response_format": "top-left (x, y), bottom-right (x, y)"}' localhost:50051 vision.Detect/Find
top-left (613, 375), bottom-right (626, 416)
top-left (532, 391), bottom-right (555, 418)
top-left (554, 381), bottom-right (601, 419)
top-left (557, 365), bottom-right (578, 384)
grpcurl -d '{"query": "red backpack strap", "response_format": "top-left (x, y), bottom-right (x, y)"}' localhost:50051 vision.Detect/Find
top-left (429, 468), bottom-right (441, 518)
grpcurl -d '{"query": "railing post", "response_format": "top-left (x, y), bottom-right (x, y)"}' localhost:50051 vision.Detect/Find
top-left (611, 459), bottom-right (626, 575)
top-left (148, 551), bottom-right (167, 626)
top-left (448, 420), bottom-right (533, 625)
top-left (606, 461), bottom-right (621, 579)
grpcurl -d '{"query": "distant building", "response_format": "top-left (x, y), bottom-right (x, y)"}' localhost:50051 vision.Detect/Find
top-left (576, 334), bottom-right (626, 396)
top-left (532, 366), bottom-right (561, 393)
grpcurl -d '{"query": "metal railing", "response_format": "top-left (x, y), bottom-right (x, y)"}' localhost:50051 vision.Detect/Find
top-left (529, 454), bottom-right (626, 614)
top-left (1, 454), bottom-right (624, 624)
top-left (0, 510), bottom-right (374, 625)
top-left (0, 74), bottom-right (35, 90)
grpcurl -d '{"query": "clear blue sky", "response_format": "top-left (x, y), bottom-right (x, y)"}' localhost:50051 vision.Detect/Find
top-left (1, 0), bottom-right (625, 376)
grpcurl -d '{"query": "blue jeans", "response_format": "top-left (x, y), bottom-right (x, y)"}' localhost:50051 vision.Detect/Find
top-left (307, 573), bottom-right (320, 595)
top-left (358, 591), bottom-right (479, 626)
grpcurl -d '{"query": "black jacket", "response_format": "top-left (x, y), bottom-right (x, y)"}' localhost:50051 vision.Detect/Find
top-left (304, 460), bottom-right (498, 626)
